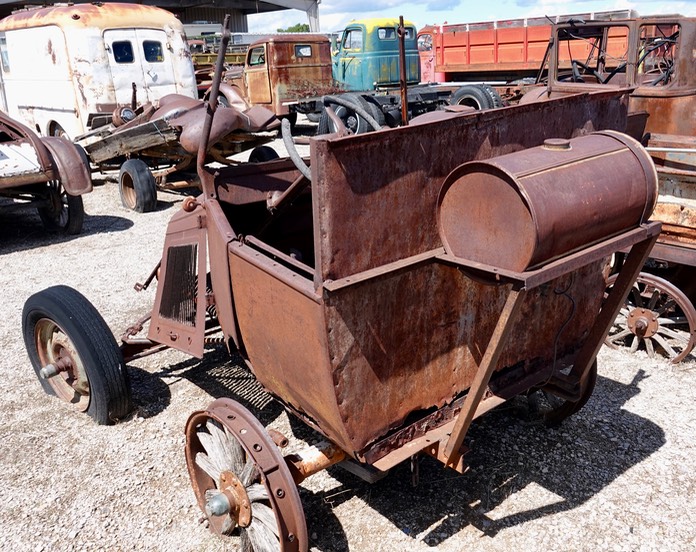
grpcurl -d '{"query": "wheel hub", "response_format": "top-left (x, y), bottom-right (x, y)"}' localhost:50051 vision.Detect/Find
top-left (215, 470), bottom-right (252, 528)
top-left (627, 307), bottom-right (659, 338)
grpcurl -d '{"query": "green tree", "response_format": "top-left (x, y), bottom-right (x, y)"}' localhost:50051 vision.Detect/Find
top-left (277, 23), bottom-right (310, 33)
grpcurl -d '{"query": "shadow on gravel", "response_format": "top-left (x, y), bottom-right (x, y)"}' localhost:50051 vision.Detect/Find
top-left (295, 370), bottom-right (665, 550)
top-left (0, 210), bottom-right (134, 254)
top-left (153, 345), bottom-right (287, 427)
top-left (128, 340), bottom-right (663, 550)
top-left (127, 365), bottom-right (172, 418)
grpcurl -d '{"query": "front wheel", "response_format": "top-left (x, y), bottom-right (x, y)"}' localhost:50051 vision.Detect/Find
top-left (186, 398), bottom-right (308, 550)
top-left (37, 181), bottom-right (84, 235)
top-left (22, 285), bottom-right (132, 424)
top-left (119, 159), bottom-right (157, 212)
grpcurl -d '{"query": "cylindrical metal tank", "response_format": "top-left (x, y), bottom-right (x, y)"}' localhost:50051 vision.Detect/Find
top-left (437, 130), bottom-right (658, 271)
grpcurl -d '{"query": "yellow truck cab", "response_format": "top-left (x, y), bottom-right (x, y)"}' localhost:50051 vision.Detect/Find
top-left (0, 3), bottom-right (197, 138)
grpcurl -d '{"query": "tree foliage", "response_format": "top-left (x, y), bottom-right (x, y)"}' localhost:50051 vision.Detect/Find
top-left (277, 23), bottom-right (310, 33)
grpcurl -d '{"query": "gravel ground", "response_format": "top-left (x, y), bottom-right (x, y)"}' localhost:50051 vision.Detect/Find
top-left (1, 120), bottom-right (695, 551)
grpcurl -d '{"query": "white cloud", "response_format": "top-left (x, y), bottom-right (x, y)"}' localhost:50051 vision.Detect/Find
top-left (247, 0), bottom-right (696, 33)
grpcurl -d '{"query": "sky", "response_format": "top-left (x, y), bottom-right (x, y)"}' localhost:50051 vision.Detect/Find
top-left (248, 0), bottom-right (696, 33)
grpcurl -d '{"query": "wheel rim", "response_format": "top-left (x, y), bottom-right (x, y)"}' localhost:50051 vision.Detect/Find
top-left (34, 318), bottom-right (90, 411)
top-left (120, 172), bottom-right (137, 210)
top-left (43, 181), bottom-right (70, 229)
top-left (605, 273), bottom-right (696, 363)
top-left (185, 399), bottom-right (306, 551)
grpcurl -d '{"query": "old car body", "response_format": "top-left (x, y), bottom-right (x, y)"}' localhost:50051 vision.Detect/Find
top-left (0, 110), bottom-right (91, 233)
top-left (0, 3), bottom-right (197, 139)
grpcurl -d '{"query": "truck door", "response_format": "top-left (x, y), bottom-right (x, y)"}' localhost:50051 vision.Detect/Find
top-left (245, 45), bottom-right (272, 105)
top-left (334, 26), bottom-right (364, 90)
top-left (104, 29), bottom-right (180, 105)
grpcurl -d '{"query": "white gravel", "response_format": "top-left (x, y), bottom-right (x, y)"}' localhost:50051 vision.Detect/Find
top-left (1, 121), bottom-right (695, 551)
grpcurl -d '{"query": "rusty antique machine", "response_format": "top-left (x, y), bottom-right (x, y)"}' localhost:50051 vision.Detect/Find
top-left (22, 31), bottom-right (660, 551)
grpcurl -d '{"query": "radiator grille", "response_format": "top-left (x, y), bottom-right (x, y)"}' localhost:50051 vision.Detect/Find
top-left (159, 244), bottom-right (198, 326)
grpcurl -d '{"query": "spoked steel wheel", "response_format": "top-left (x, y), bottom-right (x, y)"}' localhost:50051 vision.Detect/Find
top-left (605, 273), bottom-right (696, 363)
top-left (185, 398), bottom-right (307, 551)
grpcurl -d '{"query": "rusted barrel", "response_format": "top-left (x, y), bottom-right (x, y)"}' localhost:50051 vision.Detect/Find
top-left (437, 130), bottom-right (658, 271)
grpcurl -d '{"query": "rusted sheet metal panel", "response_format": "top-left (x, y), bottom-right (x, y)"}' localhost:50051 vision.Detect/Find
top-left (630, 93), bottom-right (696, 136)
top-left (323, 260), bottom-right (606, 454)
top-left (226, 246), bottom-right (354, 449)
top-left (311, 90), bottom-right (630, 283)
top-left (148, 207), bottom-right (208, 358)
top-left (437, 131), bottom-right (657, 271)
top-left (0, 3), bottom-right (184, 32)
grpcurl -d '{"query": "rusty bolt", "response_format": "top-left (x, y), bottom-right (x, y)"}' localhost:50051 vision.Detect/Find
top-left (276, 489), bottom-right (285, 498)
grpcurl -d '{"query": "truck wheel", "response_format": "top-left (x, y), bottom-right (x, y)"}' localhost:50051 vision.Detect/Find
top-left (479, 84), bottom-right (503, 108)
top-left (119, 159), bottom-right (157, 213)
top-left (248, 146), bottom-right (280, 163)
top-left (362, 97), bottom-right (386, 127)
top-left (38, 181), bottom-right (84, 235)
top-left (450, 85), bottom-right (494, 110)
top-left (329, 93), bottom-right (374, 134)
top-left (22, 285), bottom-right (132, 425)
top-left (306, 112), bottom-right (322, 123)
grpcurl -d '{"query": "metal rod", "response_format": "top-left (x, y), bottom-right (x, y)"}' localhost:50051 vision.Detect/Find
top-left (569, 230), bottom-right (660, 384)
top-left (197, 14), bottom-right (231, 198)
top-left (397, 16), bottom-right (409, 126)
top-left (443, 286), bottom-right (527, 465)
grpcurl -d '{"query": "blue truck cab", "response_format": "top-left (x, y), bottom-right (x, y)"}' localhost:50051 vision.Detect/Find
top-left (332, 18), bottom-right (421, 90)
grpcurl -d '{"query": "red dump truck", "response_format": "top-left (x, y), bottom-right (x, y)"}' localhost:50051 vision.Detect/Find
top-left (418, 10), bottom-right (633, 99)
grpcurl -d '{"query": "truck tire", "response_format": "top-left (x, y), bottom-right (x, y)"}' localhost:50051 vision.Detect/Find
top-left (37, 181), bottom-right (84, 235)
top-left (479, 84), bottom-right (504, 108)
top-left (362, 97), bottom-right (386, 127)
top-left (450, 85), bottom-right (495, 110)
top-left (328, 93), bottom-right (374, 134)
top-left (119, 159), bottom-right (157, 213)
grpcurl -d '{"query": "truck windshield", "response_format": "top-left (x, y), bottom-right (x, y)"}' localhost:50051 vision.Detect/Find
top-left (342, 29), bottom-right (363, 50)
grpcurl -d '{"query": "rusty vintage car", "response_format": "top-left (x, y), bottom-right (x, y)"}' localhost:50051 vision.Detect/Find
top-left (0, 111), bottom-right (91, 234)
top-left (18, 17), bottom-right (666, 548)
top-left (21, 72), bottom-right (663, 550)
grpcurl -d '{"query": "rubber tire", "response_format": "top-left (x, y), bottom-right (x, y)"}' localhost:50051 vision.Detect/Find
top-left (306, 111), bottom-right (322, 123)
top-left (543, 360), bottom-right (598, 427)
top-left (329, 93), bottom-right (374, 134)
top-left (37, 182), bottom-right (84, 235)
top-left (361, 96), bottom-right (386, 127)
top-left (450, 85), bottom-right (494, 110)
top-left (479, 84), bottom-right (503, 108)
top-left (248, 145), bottom-right (280, 163)
top-left (119, 159), bottom-right (157, 213)
top-left (316, 107), bottom-right (331, 135)
top-left (22, 285), bottom-right (132, 425)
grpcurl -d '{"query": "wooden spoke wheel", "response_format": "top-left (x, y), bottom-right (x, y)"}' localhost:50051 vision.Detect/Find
top-left (185, 398), bottom-right (307, 551)
top-left (605, 272), bottom-right (696, 363)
